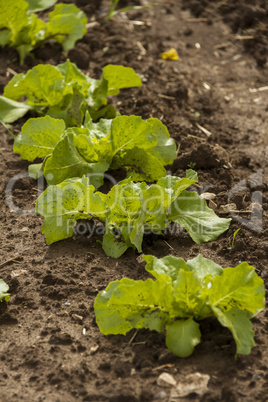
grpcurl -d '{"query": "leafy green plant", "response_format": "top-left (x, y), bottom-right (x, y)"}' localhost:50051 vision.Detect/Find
top-left (94, 254), bottom-right (265, 357)
top-left (188, 161), bottom-right (196, 169)
top-left (228, 228), bottom-right (241, 249)
top-left (107, 0), bottom-right (153, 21)
top-left (36, 171), bottom-right (231, 258)
top-left (0, 0), bottom-right (87, 64)
top-left (0, 61), bottom-right (142, 126)
top-left (0, 279), bottom-right (10, 303)
top-left (13, 114), bottom-right (176, 187)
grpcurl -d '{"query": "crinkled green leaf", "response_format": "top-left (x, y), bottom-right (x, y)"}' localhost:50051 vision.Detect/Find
top-left (103, 65), bottom-right (142, 96)
top-left (113, 147), bottom-right (167, 182)
top-left (4, 64), bottom-right (66, 106)
top-left (84, 116), bottom-right (113, 140)
top-left (94, 254), bottom-right (265, 358)
top-left (0, 96), bottom-right (34, 123)
top-left (47, 85), bottom-right (87, 127)
top-left (111, 115), bottom-right (157, 154)
top-left (0, 279), bottom-right (10, 303)
top-left (36, 177), bottom-right (106, 244)
top-left (44, 133), bottom-right (109, 188)
top-left (0, 0), bottom-right (29, 42)
top-left (173, 270), bottom-right (210, 319)
top-left (56, 60), bottom-right (89, 91)
top-left (208, 262), bottom-right (265, 316)
top-left (46, 4), bottom-right (87, 52)
top-left (166, 319), bottom-right (201, 358)
top-left (13, 116), bottom-right (65, 160)
top-left (212, 306), bottom-right (255, 355)
top-left (95, 278), bottom-right (174, 334)
top-left (169, 190), bottom-right (231, 243)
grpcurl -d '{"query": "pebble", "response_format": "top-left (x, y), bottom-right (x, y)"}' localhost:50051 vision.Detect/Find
top-left (157, 372), bottom-right (177, 387)
top-left (153, 390), bottom-right (167, 400)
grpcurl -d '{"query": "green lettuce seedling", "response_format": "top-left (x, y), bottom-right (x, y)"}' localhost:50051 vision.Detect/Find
top-left (94, 254), bottom-right (265, 357)
top-left (0, 279), bottom-right (10, 303)
top-left (13, 114), bottom-right (176, 187)
top-left (0, 0), bottom-right (87, 64)
top-left (0, 61), bottom-right (142, 126)
top-left (36, 171), bottom-right (231, 257)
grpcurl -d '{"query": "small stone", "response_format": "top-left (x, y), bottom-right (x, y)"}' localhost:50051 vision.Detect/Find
top-left (153, 390), bottom-right (167, 400)
top-left (157, 372), bottom-right (177, 388)
top-left (171, 372), bottom-right (210, 398)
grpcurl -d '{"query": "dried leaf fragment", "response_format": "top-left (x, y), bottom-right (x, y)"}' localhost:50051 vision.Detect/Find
top-left (160, 48), bottom-right (179, 60)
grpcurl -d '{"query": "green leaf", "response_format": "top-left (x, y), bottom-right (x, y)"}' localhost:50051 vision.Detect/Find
top-left (44, 133), bottom-right (110, 187)
top-left (186, 254), bottom-right (223, 281)
top-left (143, 254), bottom-right (189, 283)
top-left (208, 262), bottom-right (265, 316)
top-left (173, 270), bottom-right (208, 317)
top-left (84, 117), bottom-right (113, 140)
top-left (47, 85), bottom-right (87, 127)
top-left (147, 118), bottom-right (177, 165)
top-left (111, 115), bottom-right (157, 154)
top-left (212, 306), bottom-right (255, 355)
top-left (25, 0), bottom-right (57, 13)
top-left (13, 116), bottom-right (65, 161)
top-left (0, 30), bottom-right (11, 46)
top-left (0, 96), bottom-right (34, 123)
top-left (0, 279), bottom-right (10, 303)
top-left (102, 231), bottom-right (129, 258)
top-left (113, 147), bottom-right (167, 182)
top-left (36, 178), bottom-right (106, 244)
top-left (46, 4), bottom-right (87, 52)
top-left (156, 174), bottom-right (198, 206)
top-left (103, 65), bottom-right (142, 96)
top-left (166, 318), bottom-right (201, 358)
top-left (94, 281), bottom-right (133, 335)
top-left (28, 162), bottom-right (44, 179)
top-left (94, 278), bottom-right (174, 334)
top-left (57, 60), bottom-right (88, 87)
top-left (4, 64), bottom-right (65, 106)
top-left (0, 0), bottom-right (29, 41)
top-left (169, 190), bottom-right (231, 244)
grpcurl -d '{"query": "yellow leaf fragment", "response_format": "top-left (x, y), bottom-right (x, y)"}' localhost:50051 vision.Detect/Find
top-left (160, 48), bottom-right (179, 61)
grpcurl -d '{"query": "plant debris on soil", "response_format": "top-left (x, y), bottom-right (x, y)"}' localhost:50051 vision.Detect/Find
top-left (0, 0), bottom-right (267, 401)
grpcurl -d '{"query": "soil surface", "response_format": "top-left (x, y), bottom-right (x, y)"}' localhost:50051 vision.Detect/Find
top-left (0, 1), bottom-right (268, 401)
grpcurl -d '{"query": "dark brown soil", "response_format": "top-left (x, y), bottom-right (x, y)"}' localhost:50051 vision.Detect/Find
top-left (0, 1), bottom-right (267, 401)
